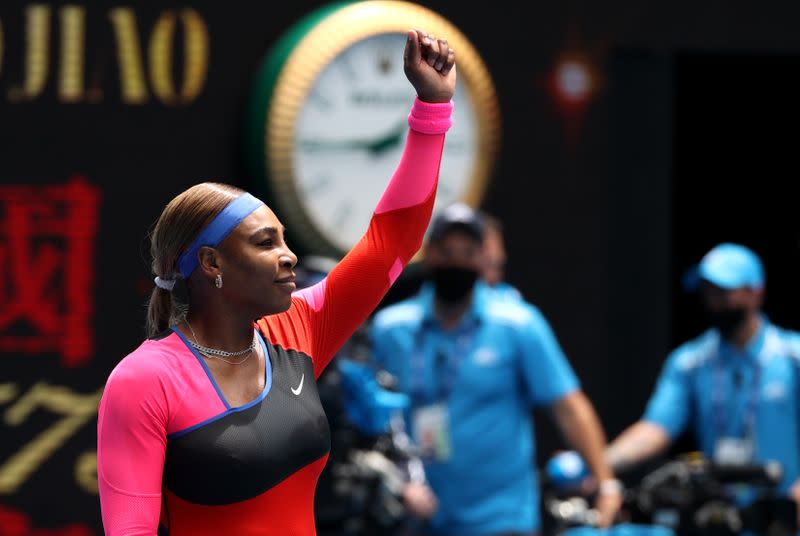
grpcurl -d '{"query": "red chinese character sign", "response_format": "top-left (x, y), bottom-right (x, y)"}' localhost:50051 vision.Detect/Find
top-left (0, 177), bottom-right (102, 536)
top-left (0, 177), bottom-right (100, 367)
top-left (0, 1), bottom-right (216, 532)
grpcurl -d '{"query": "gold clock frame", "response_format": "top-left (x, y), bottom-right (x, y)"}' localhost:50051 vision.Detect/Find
top-left (264, 0), bottom-right (501, 257)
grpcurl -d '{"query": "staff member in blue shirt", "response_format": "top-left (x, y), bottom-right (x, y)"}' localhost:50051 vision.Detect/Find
top-left (370, 204), bottom-right (621, 536)
top-left (603, 243), bottom-right (800, 513)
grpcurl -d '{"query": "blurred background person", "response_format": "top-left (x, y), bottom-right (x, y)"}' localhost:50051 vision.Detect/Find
top-left (369, 203), bottom-right (622, 536)
top-left (480, 212), bottom-right (522, 301)
top-left (480, 212), bottom-right (507, 288)
top-left (584, 243), bottom-right (800, 518)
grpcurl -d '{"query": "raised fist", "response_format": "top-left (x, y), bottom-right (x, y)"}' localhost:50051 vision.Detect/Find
top-left (403, 29), bottom-right (456, 104)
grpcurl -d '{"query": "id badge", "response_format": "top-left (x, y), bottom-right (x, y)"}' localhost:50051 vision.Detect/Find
top-left (412, 403), bottom-right (452, 462)
top-left (714, 437), bottom-right (754, 465)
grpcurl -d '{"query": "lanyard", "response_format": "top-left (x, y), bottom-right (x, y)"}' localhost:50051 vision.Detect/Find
top-left (410, 320), bottom-right (476, 403)
top-left (711, 352), bottom-right (761, 440)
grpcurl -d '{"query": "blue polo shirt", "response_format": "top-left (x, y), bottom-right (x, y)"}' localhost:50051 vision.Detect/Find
top-left (644, 318), bottom-right (800, 493)
top-left (488, 281), bottom-right (523, 302)
top-left (370, 282), bottom-right (579, 535)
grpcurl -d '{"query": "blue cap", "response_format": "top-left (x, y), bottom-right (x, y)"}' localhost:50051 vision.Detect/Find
top-left (684, 243), bottom-right (765, 291)
top-left (428, 203), bottom-right (485, 244)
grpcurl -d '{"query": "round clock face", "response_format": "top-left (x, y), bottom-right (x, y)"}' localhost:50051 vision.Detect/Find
top-left (249, 1), bottom-right (501, 258)
top-left (293, 33), bottom-right (478, 253)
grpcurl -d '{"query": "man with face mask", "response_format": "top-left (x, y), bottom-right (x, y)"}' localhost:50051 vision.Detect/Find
top-left (369, 203), bottom-right (620, 536)
top-left (559, 243), bottom-right (800, 519)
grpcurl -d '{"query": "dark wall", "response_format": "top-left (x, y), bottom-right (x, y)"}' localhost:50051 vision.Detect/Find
top-left (2, 1), bottom-right (800, 532)
top-left (672, 53), bottom-right (800, 343)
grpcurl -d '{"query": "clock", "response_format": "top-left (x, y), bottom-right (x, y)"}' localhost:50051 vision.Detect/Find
top-left (245, 0), bottom-right (500, 258)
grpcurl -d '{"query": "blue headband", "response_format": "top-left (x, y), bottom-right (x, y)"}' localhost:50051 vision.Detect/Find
top-left (177, 193), bottom-right (264, 278)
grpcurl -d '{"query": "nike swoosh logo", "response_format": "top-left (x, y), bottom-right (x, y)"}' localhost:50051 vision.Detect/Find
top-left (291, 373), bottom-right (304, 396)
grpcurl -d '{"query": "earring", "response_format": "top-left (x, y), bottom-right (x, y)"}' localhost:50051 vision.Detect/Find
top-left (215, 274), bottom-right (223, 289)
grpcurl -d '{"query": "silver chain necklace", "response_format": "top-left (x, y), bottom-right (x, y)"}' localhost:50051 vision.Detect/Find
top-left (186, 320), bottom-right (257, 365)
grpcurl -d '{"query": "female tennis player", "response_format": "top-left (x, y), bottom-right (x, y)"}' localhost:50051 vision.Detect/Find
top-left (97, 29), bottom-right (455, 535)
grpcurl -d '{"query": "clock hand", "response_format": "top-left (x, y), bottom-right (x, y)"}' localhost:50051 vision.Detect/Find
top-left (297, 138), bottom-right (372, 152)
top-left (298, 119), bottom-right (407, 156)
top-left (364, 120), bottom-right (406, 157)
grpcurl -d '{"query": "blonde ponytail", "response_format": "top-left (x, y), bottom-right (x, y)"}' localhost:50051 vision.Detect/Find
top-left (145, 182), bottom-right (244, 337)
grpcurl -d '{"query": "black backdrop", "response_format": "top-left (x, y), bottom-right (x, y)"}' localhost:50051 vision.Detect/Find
top-left (673, 53), bottom-right (800, 346)
top-left (2, 1), bottom-right (800, 533)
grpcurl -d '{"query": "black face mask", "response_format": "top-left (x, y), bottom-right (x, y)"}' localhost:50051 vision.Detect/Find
top-left (708, 308), bottom-right (749, 338)
top-left (430, 266), bottom-right (479, 304)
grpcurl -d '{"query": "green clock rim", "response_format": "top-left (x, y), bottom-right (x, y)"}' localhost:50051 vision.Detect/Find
top-left (243, 1), bottom-right (352, 258)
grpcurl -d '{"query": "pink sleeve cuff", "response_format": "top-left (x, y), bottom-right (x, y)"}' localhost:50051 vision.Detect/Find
top-left (407, 97), bottom-right (454, 134)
